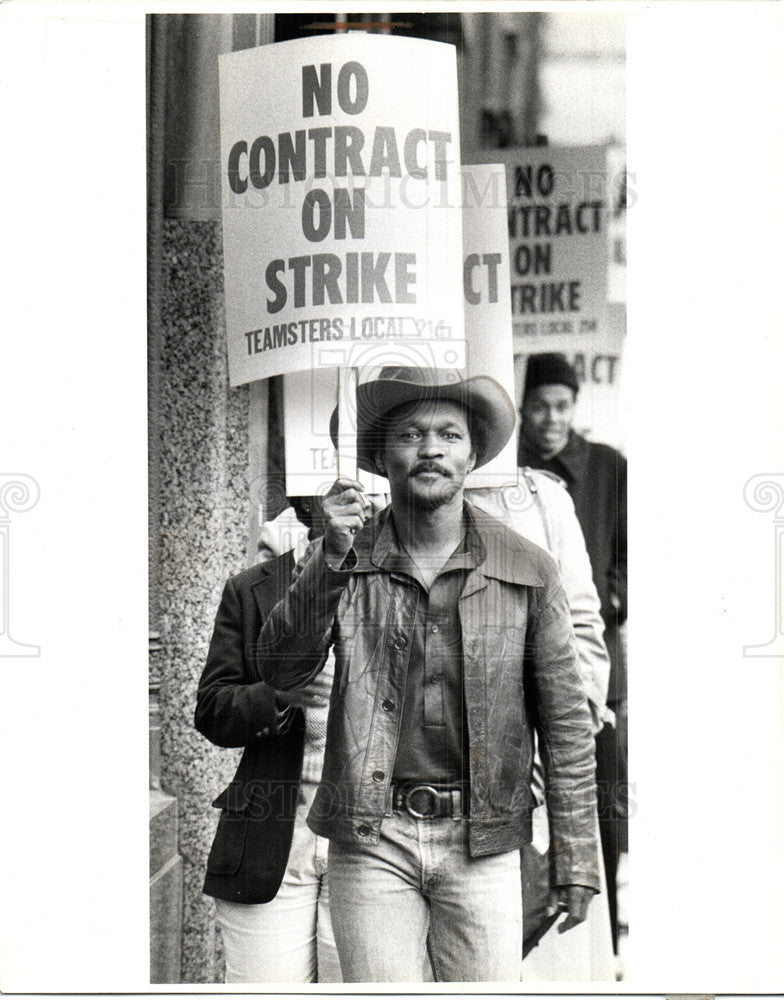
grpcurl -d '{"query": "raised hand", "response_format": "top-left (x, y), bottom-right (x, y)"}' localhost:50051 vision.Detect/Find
top-left (322, 477), bottom-right (371, 567)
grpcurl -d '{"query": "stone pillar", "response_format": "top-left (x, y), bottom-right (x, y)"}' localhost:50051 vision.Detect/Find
top-left (150, 789), bottom-right (184, 983)
top-left (156, 217), bottom-right (248, 983)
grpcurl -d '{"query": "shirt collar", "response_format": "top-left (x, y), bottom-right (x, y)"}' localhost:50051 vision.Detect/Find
top-left (355, 504), bottom-right (483, 575)
top-left (351, 501), bottom-right (544, 587)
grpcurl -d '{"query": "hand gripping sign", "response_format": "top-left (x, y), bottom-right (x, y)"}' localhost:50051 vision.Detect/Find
top-left (219, 34), bottom-right (465, 389)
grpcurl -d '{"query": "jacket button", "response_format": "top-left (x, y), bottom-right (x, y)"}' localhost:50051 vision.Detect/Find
top-left (382, 699), bottom-right (395, 712)
top-left (393, 634), bottom-right (407, 649)
top-left (372, 770), bottom-right (385, 782)
top-left (255, 727), bottom-right (270, 737)
top-left (357, 824), bottom-right (371, 837)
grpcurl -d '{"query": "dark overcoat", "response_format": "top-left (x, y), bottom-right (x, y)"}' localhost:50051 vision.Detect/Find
top-left (194, 550), bottom-right (306, 904)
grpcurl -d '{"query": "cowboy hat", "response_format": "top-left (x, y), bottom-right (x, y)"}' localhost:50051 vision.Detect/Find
top-left (329, 367), bottom-right (516, 477)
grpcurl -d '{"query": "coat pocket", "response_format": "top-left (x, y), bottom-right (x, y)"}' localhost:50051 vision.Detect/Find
top-left (206, 785), bottom-right (249, 877)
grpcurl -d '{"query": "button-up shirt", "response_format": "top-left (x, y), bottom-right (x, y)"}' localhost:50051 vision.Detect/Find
top-left (377, 516), bottom-right (482, 784)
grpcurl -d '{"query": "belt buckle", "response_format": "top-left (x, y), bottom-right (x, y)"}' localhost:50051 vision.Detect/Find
top-left (404, 784), bottom-right (440, 819)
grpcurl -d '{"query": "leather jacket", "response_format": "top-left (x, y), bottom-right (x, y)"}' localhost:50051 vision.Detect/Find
top-left (257, 502), bottom-right (600, 891)
top-left (469, 469), bottom-right (610, 732)
top-left (256, 471), bottom-right (610, 734)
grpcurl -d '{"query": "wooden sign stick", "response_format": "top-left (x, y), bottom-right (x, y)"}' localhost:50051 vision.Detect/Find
top-left (336, 366), bottom-right (359, 483)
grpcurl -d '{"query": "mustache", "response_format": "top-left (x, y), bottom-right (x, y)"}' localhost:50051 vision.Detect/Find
top-left (410, 461), bottom-right (451, 478)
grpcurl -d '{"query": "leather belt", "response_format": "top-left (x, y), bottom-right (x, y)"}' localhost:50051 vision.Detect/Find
top-left (391, 781), bottom-right (467, 820)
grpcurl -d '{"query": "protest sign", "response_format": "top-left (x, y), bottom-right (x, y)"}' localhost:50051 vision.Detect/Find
top-left (219, 34), bottom-right (465, 386)
top-left (461, 162), bottom-right (519, 488)
top-left (283, 366), bottom-right (388, 498)
top-left (468, 144), bottom-right (624, 448)
top-left (477, 143), bottom-right (610, 340)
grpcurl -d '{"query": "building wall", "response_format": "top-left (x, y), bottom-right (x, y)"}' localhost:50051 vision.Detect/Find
top-left (539, 13), bottom-right (625, 147)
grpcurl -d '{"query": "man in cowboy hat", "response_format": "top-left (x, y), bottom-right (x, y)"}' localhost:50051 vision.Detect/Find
top-left (257, 367), bottom-right (600, 983)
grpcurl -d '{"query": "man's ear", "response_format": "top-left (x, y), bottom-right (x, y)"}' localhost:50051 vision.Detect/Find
top-left (467, 451), bottom-right (477, 475)
top-left (375, 453), bottom-right (386, 475)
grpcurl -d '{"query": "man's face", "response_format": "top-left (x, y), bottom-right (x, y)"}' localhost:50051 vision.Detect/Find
top-left (521, 383), bottom-right (576, 459)
top-left (378, 399), bottom-right (476, 512)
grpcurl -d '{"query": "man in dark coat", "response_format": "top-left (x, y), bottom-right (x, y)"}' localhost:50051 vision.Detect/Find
top-left (194, 545), bottom-right (341, 983)
top-left (518, 351), bottom-right (627, 953)
top-left (194, 548), bottom-right (303, 904)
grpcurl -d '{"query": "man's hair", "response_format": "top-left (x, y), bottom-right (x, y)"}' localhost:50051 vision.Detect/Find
top-left (288, 495), bottom-right (321, 532)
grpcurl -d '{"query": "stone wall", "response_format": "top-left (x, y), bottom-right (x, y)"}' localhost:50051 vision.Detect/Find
top-left (154, 218), bottom-right (248, 982)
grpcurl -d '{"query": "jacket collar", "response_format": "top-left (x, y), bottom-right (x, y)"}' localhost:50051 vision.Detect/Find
top-left (250, 548), bottom-right (296, 618)
top-left (351, 501), bottom-right (544, 587)
top-left (520, 428), bottom-right (588, 486)
top-left (252, 548), bottom-right (294, 580)
top-left (464, 502), bottom-right (545, 588)
top-left (553, 429), bottom-right (589, 483)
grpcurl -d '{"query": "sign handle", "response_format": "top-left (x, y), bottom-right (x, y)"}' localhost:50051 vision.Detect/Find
top-left (336, 366), bottom-right (359, 482)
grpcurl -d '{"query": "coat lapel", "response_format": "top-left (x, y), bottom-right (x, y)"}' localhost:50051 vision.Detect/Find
top-left (250, 550), bottom-right (295, 620)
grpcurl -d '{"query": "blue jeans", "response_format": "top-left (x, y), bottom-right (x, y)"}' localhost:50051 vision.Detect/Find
top-left (214, 782), bottom-right (340, 983)
top-left (328, 811), bottom-right (523, 982)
